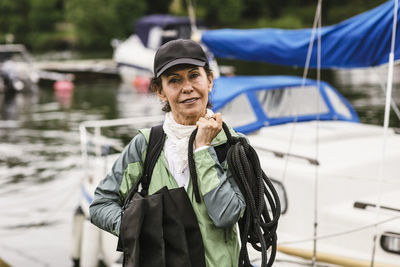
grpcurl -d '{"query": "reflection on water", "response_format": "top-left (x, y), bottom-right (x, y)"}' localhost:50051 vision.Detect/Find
top-left (0, 80), bottom-right (162, 267)
top-left (339, 83), bottom-right (400, 127)
top-left (0, 75), bottom-right (398, 266)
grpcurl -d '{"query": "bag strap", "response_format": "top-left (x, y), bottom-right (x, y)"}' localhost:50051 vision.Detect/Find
top-left (123, 125), bottom-right (165, 208)
top-left (141, 125), bottom-right (165, 195)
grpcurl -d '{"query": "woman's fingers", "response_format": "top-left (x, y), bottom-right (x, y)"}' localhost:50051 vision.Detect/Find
top-left (214, 113), bottom-right (222, 123)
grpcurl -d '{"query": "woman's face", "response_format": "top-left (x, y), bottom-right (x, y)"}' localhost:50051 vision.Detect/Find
top-left (157, 65), bottom-right (213, 125)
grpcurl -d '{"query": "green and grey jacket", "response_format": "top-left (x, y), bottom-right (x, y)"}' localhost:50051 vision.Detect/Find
top-left (89, 125), bottom-right (246, 267)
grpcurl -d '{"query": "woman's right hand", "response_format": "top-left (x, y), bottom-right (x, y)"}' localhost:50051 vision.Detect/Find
top-left (195, 113), bottom-right (223, 149)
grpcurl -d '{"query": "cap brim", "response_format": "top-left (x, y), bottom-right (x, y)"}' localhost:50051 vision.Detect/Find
top-left (156, 58), bottom-right (206, 78)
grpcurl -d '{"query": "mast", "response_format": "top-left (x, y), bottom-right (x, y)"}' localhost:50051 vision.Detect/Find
top-left (312, 1), bottom-right (322, 266)
top-left (370, 0), bottom-right (398, 266)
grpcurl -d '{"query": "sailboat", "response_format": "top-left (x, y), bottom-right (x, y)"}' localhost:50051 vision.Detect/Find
top-left (199, 0), bottom-right (400, 266)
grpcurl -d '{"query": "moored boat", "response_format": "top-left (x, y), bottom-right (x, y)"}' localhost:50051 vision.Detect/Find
top-left (212, 75), bottom-right (400, 266)
top-left (0, 44), bottom-right (73, 94)
top-left (112, 14), bottom-right (220, 92)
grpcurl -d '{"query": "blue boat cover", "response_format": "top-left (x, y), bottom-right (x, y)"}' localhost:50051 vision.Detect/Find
top-left (211, 76), bottom-right (359, 133)
top-left (202, 0), bottom-right (400, 68)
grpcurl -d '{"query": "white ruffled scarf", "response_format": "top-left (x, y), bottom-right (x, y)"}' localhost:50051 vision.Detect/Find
top-left (163, 109), bottom-right (214, 173)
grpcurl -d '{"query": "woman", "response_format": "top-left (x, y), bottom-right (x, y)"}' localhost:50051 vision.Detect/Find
top-left (89, 39), bottom-right (246, 267)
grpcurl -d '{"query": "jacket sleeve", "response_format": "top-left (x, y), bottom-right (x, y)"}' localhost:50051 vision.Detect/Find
top-left (89, 133), bottom-right (147, 236)
top-left (194, 141), bottom-right (246, 228)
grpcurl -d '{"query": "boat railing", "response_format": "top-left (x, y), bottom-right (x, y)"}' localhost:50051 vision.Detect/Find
top-left (79, 115), bottom-right (164, 172)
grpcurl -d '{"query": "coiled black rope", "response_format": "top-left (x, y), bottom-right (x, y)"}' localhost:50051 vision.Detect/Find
top-left (188, 122), bottom-right (280, 267)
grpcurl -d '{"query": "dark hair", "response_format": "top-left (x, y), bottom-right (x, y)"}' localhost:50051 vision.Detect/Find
top-left (149, 64), bottom-right (213, 112)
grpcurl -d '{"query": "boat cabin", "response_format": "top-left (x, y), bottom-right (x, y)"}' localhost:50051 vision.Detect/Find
top-left (211, 75), bottom-right (359, 133)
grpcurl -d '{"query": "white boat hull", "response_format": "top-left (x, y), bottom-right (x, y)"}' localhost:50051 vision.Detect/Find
top-left (75, 117), bottom-right (400, 266)
top-left (248, 120), bottom-right (400, 266)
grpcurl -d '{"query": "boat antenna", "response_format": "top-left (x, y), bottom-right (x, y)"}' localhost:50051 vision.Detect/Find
top-left (370, 0), bottom-right (398, 266)
top-left (312, 1), bottom-right (323, 266)
top-left (185, 0), bottom-right (198, 33)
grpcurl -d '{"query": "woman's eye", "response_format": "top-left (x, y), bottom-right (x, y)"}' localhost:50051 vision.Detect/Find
top-left (190, 72), bottom-right (200, 79)
top-left (169, 78), bottom-right (179, 83)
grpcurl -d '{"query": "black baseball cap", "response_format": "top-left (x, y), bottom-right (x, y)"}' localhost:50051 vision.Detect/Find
top-left (153, 39), bottom-right (208, 78)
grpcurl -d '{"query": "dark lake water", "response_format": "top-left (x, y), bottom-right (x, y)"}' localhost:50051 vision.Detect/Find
top-left (0, 66), bottom-right (399, 266)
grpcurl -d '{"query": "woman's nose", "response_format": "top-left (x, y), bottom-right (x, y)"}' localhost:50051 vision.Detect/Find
top-left (182, 79), bottom-right (193, 93)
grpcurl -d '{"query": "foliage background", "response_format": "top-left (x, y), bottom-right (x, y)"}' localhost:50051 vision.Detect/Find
top-left (0, 0), bottom-right (387, 52)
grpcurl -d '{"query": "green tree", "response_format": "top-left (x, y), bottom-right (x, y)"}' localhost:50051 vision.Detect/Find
top-left (197, 0), bottom-right (243, 26)
top-left (0, 0), bottom-right (30, 44)
top-left (146, 0), bottom-right (172, 14)
top-left (29, 0), bottom-right (62, 32)
top-left (242, 0), bottom-right (267, 18)
top-left (65, 0), bottom-right (147, 49)
top-left (27, 0), bottom-right (64, 50)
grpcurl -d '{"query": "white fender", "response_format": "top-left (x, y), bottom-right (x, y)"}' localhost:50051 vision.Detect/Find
top-left (80, 219), bottom-right (101, 267)
top-left (71, 211), bottom-right (85, 260)
top-left (100, 230), bottom-right (122, 266)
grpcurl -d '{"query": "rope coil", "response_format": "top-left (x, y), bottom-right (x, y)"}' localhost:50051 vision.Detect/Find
top-left (188, 122), bottom-right (281, 267)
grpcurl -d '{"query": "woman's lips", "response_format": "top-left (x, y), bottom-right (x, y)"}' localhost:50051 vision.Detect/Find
top-left (180, 97), bottom-right (199, 104)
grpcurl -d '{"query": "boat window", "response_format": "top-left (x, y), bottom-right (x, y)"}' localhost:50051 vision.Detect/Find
top-left (148, 26), bottom-right (162, 49)
top-left (177, 25), bottom-right (192, 39)
top-left (0, 52), bottom-right (26, 63)
top-left (256, 86), bottom-right (329, 118)
top-left (161, 25), bottom-right (191, 44)
top-left (218, 93), bottom-right (258, 128)
top-left (161, 29), bottom-right (179, 44)
top-left (325, 85), bottom-right (353, 119)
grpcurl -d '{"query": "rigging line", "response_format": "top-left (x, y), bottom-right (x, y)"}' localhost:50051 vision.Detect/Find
top-left (312, 2), bottom-right (322, 266)
top-left (278, 214), bottom-right (400, 246)
top-left (301, 0), bottom-right (321, 85)
top-left (370, 1), bottom-right (398, 266)
top-left (372, 66), bottom-right (400, 122)
top-left (280, 0), bottom-right (322, 184)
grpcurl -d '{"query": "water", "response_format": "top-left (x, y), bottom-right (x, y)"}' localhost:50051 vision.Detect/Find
top-left (0, 71), bottom-right (399, 266)
top-left (0, 79), bottom-right (163, 267)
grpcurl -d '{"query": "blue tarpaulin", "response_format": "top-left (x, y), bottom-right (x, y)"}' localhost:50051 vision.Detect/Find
top-left (201, 0), bottom-right (399, 68)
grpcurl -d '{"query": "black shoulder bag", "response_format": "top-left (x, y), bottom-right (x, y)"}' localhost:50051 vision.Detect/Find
top-left (117, 125), bottom-right (206, 267)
